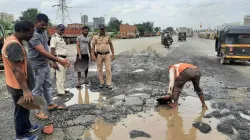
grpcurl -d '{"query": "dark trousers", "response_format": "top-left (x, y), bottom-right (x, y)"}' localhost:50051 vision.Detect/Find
top-left (76, 54), bottom-right (89, 77)
top-left (173, 68), bottom-right (203, 100)
top-left (7, 85), bottom-right (31, 137)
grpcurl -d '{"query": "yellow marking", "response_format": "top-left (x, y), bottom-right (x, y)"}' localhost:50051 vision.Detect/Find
top-left (221, 44), bottom-right (250, 47)
top-left (225, 55), bottom-right (250, 59)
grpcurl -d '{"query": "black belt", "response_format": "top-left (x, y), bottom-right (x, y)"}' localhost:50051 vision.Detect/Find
top-left (97, 51), bottom-right (109, 55)
top-left (56, 55), bottom-right (67, 58)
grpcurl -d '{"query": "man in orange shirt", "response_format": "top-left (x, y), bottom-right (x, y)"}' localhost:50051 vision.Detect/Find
top-left (158, 63), bottom-right (207, 109)
top-left (2, 20), bottom-right (38, 140)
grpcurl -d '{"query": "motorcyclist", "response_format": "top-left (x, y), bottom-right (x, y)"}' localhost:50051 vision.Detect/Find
top-left (164, 32), bottom-right (173, 43)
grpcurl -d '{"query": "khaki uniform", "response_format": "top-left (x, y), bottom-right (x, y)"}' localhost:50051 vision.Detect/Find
top-left (92, 34), bottom-right (112, 85)
top-left (50, 33), bottom-right (68, 94)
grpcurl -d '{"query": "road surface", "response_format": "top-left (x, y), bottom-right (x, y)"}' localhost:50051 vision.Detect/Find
top-left (0, 35), bottom-right (249, 140)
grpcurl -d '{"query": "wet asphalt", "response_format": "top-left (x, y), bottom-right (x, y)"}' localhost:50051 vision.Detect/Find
top-left (0, 35), bottom-right (250, 140)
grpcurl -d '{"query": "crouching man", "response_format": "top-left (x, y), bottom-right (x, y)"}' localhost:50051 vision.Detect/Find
top-left (162, 63), bottom-right (208, 109)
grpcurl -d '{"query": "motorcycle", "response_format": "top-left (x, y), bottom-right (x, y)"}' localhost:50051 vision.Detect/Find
top-left (164, 37), bottom-right (172, 48)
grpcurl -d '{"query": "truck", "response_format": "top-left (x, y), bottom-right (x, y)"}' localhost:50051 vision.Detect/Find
top-left (47, 23), bottom-right (82, 44)
top-left (118, 24), bottom-right (138, 39)
top-left (186, 28), bottom-right (193, 37)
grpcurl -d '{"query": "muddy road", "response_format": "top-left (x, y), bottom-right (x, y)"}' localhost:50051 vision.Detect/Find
top-left (0, 36), bottom-right (250, 140)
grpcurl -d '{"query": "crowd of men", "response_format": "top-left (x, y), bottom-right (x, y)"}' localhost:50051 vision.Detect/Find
top-left (1, 13), bottom-right (207, 140)
top-left (1, 13), bottom-right (115, 140)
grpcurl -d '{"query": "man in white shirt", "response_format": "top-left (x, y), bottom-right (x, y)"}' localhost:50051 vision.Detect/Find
top-left (50, 24), bottom-right (69, 95)
top-left (158, 63), bottom-right (207, 109)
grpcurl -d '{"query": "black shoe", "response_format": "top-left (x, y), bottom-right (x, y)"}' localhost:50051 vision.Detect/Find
top-left (65, 90), bottom-right (70, 93)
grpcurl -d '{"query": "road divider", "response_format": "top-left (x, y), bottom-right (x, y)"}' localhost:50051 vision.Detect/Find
top-left (198, 32), bottom-right (216, 40)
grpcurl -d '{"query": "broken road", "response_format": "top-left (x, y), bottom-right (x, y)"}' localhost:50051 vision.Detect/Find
top-left (0, 35), bottom-right (250, 140)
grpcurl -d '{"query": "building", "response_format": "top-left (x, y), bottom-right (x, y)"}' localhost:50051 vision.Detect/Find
top-left (87, 22), bottom-right (94, 32)
top-left (99, 17), bottom-right (105, 25)
top-left (0, 12), bottom-right (14, 22)
top-left (93, 17), bottom-right (106, 30)
top-left (244, 15), bottom-right (250, 26)
top-left (81, 15), bottom-right (88, 25)
top-left (93, 18), bottom-right (99, 29)
top-left (110, 17), bottom-right (117, 22)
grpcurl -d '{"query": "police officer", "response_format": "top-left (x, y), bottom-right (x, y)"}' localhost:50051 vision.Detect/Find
top-left (50, 24), bottom-right (69, 95)
top-left (91, 24), bottom-right (115, 90)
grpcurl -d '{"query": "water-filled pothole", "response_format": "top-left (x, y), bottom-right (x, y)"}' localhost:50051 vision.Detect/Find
top-left (65, 85), bottom-right (106, 108)
top-left (79, 96), bottom-right (229, 140)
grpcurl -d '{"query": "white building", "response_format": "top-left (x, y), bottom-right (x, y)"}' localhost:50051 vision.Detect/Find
top-left (244, 15), bottom-right (250, 26)
top-left (110, 17), bottom-right (117, 22)
top-left (93, 17), bottom-right (105, 29)
top-left (81, 15), bottom-right (88, 25)
top-left (0, 12), bottom-right (14, 22)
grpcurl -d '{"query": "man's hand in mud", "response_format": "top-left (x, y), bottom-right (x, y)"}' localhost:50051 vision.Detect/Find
top-left (23, 91), bottom-right (34, 104)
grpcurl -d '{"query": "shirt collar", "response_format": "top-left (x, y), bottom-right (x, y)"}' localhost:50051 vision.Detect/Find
top-left (55, 33), bottom-right (62, 38)
top-left (98, 33), bottom-right (107, 36)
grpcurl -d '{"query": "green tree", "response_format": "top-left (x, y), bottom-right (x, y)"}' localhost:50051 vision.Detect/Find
top-left (166, 27), bottom-right (174, 32)
top-left (19, 8), bottom-right (40, 23)
top-left (154, 27), bottom-right (160, 32)
top-left (0, 20), bottom-right (13, 30)
top-left (19, 8), bottom-right (53, 26)
top-left (135, 24), bottom-right (145, 36)
top-left (108, 20), bottom-right (122, 32)
top-left (143, 22), bottom-right (154, 32)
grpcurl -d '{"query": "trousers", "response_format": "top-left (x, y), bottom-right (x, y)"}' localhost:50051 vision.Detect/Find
top-left (33, 65), bottom-right (54, 112)
top-left (56, 57), bottom-right (66, 94)
top-left (172, 68), bottom-right (203, 100)
top-left (7, 85), bottom-right (31, 137)
top-left (97, 53), bottom-right (112, 85)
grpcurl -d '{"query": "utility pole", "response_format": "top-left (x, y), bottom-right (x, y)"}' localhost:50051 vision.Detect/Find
top-left (52, 0), bottom-right (72, 25)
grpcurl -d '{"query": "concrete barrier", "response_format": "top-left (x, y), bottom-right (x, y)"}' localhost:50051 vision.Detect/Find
top-left (198, 32), bottom-right (216, 40)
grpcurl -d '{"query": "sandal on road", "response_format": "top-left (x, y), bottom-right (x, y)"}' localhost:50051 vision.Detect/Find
top-left (48, 104), bottom-right (66, 111)
top-left (36, 112), bottom-right (49, 120)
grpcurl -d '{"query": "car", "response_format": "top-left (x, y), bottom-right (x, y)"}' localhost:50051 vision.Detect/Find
top-left (215, 25), bottom-right (250, 64)
top-left (178, 32), bottom-right (186, 41)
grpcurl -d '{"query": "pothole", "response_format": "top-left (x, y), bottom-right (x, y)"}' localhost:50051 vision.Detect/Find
top-left (78, 96), bottom-right (229, 140)
top-left (65, 85), bottom-right (106, 108)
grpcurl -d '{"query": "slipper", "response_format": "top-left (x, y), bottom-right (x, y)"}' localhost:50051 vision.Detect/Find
top-left (36, 112), bottom-right (49, 120)
top-left (48, 105), bottom-right (66, 111)
top-left (42, 122), bottom-right (54, 135)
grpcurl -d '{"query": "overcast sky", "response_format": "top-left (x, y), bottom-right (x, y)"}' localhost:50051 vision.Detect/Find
top-left (0, 0), bottom-right (250, 29)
